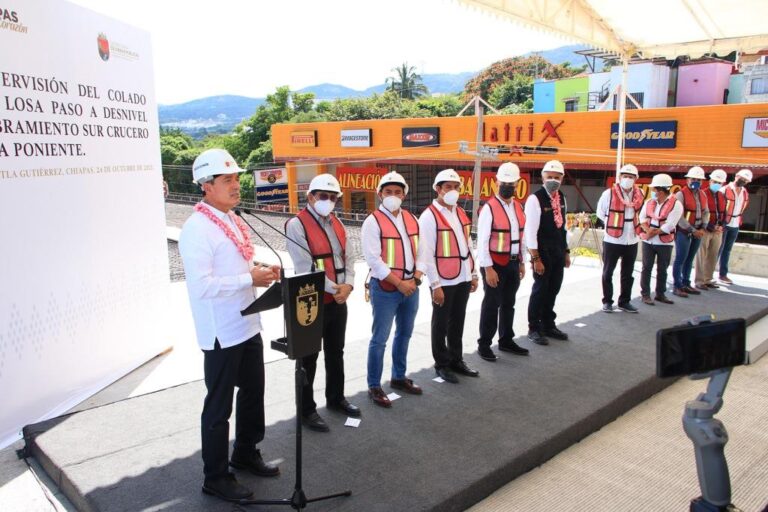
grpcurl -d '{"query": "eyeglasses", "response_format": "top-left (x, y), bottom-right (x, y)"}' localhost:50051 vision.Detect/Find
top-left (314, 192), bottom-right (338, 202)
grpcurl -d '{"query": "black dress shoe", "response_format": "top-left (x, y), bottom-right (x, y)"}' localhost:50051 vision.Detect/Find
top-left (202, 473), bottom-right (253, 502)
top-left (230, 449), bottom-right (280, 477)
top-left (543, 327), bottom-right (569, 341)
top-left (301, 412), bottom-right (329, 432)
top-left (528, 330), bottom-right (549, 345)
top-left (477, 345), bottom-right (498, 361)
top-left (435, 367), bottom-right (459, 383)
top-left (327, 399), bottom-right (361, 417)
top-left (450, 360), bottom-right (479, 377)
top-left (618, 303), bottom-right (639, 313)
top-left (498, 340), bottom-right (529, 356)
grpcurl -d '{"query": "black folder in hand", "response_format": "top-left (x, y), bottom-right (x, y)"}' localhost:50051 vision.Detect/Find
top-left (241, 282), bottom-right (283, 316)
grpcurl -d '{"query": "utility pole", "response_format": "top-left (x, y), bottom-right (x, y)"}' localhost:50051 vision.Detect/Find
top-left (471, 96), bottom-right (483, 232)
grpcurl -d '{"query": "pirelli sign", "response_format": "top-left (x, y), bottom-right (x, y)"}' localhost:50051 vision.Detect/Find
top-left (291, 130), bottom-right (318, 147)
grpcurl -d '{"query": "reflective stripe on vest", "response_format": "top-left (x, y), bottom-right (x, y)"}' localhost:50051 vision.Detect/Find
top-left (371, 209), bottom-right (420, 292)
top-left (296, 208), bottom-right (347, 302)
top-left (428, 204), bottom-right (474, 280)
top-left (485, 196), bottom-right (525, 266)
top-left (641, 197), bottom-right (677, 243)
top-left (682, 187), bottom-right (707, 225)
top-left (606, 184), bottom-right (644, 238)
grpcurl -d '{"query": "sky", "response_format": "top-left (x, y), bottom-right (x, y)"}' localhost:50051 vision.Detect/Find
top-left (69, 0), bottom-right (570, 105)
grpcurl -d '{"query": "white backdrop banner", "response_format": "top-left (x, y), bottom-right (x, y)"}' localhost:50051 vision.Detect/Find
top-left (0, 1), bottom-right (169, 447)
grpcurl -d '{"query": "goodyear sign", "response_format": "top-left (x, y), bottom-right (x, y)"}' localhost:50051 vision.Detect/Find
top-left (256, 184), bottom-right (288, 202)
top-left (610, 121), bottom-right (677, 149)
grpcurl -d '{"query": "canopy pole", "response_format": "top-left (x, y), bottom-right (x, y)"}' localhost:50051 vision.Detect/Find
top-left (615, 56), bottom-right (629, 179)
top-left (471, 96), bottom-right (483, 232)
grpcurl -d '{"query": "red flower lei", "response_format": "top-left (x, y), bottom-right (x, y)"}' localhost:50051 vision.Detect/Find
top-left (194, 202), bottom-right (254, 261)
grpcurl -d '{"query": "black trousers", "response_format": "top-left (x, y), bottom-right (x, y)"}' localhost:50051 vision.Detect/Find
top-left (201, 334), bottom-right (265, 480)
top-left (528, 247), bottom-right (565, 332)
top-left (602, 242), bottom-right (638, 306)
top-left (640, 243), bottom-right (673, 297)
top-left (431, 281), bottom-right (471, 368)
top-left (478, 258), bottom-right (521, 347)
top-left (301, 301), bottom-right (347, 416)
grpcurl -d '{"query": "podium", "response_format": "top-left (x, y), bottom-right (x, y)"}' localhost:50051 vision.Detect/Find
top-left (241, 270), bottom-right (351, 509)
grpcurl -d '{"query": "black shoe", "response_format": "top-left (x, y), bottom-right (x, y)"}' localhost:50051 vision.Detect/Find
top-left (230, 449), bottom-right (280, 477)
top-left (528, 330), bottom-right (549, 345)
top-left (498, 340), bottom-right (529, 356)
top-left (477, 345), bottom-right (498, 361)
top-left (202, 473), bottom-right (253, 502)
top-left (435, 367), bottom-right (459, 383)
top-left (301, 412), bottom-right (329, 432)
top-left (327, 399), bottom-right (361, 417)
top-left (450, 360), bottom-right (479, 377)
top-left (602, 303), bottom-right (614, 313)
top-left (618, 303), bottom-right (638, 313)
top-left (543, 327), bottom-right (569, 341)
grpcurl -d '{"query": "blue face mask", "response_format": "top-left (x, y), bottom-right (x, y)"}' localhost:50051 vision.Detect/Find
top-left (651, 191), bottom-right (658, 201)
top-left (710, 183), bottom-right (722, 193)
top-left (690, 182), bottom-right (701, 191)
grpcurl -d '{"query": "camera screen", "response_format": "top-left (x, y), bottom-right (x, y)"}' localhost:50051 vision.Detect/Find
top-left (656, 318), bottom-right (746, 378)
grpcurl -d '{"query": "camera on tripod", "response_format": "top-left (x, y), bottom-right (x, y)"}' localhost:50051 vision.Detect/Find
top-left (656, 317), bottom-right (747, 512)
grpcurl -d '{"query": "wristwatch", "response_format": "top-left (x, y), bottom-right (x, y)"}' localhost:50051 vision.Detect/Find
top-left (414, 277), bottom-right (422, 286)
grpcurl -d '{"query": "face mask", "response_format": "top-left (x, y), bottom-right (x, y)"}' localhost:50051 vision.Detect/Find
top-left (735, 179), bottom-right (746, 188)
top-left (689, 182), bottom-right (701, 191)
top-left (382, 195), bottom-right (402, 212)
top-left (499, 184), bottom-right (515, 199)
top-left (651, 191), bottom-right (658, 201)
top-left (442, 189), bottom-right (460, 206)
top-left (544, 179), bottom-right (561, 194)
top-left (709, 183), bottom-right (722, 193)
top-left (313, 199), bottom-right (334, 217)
top-left (620, 177), bottom-right (634, 190)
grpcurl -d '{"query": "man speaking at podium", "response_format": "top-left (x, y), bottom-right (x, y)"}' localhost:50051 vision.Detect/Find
top-left (179, 149), bottom-right (281, 502)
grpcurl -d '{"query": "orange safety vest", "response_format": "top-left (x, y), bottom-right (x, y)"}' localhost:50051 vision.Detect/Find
top-left (371, 209), bottom-right (420, 292)
top-left (428, 204), bottom-right (475, 280)
top-left (704, 187), bottom-right (726, 229)
top-left (295, 208), bottom-right (347, 303)
top-left (640, 197), bottom-right (677, 243)
top-left (681, 187), bottom-right (708, 226)
top-left (723, 184), bottom-right (750, 227)
top-left (606, 184), bottom-right (644, 238)
top-left (483, 196), bottom-right (525, 266)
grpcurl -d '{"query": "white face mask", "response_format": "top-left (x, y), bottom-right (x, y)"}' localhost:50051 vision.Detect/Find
top-left (382, 195), bottom-right (402, 212)
top-left (620, 177), bottom-right (634, 190)
top-left (313, 199), bottom-right (334, 217)
top-left (442, 189), bottom-right (459, 206)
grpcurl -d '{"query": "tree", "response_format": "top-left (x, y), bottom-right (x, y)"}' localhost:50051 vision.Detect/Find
top-left (488, 75), bottom-right (534, 111)
top-left (463, 55), bottom-right (584, 99)
top-left (386, 63), bottom-right (429, 99)
top-left (415, 94), bottom-right (464, 117)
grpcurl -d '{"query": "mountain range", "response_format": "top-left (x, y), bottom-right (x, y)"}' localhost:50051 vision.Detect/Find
top-left (159, 45), bottom-right (592, 137)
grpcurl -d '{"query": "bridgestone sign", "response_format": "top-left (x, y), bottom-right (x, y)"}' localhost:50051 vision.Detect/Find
top-left (340, 129), bottom-right (372, 147)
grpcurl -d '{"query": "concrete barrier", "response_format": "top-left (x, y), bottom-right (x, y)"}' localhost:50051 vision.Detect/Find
top-left (568, 228), bottom-right (768, 278)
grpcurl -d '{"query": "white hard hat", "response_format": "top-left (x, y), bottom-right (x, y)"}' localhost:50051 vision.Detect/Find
top-left (377, 171), bottom-right (409, 195)
top-left (192, 148), bottom-right (245, 184)
top-left (736, 169), bottom-right (753, 182)
top-left (433, 168), bottom-right (462, 187)
top-left (650, 173), bottom-right (673, 188)
top-left (496, 162), bottom-right (521, 183)
top-left (542, 160), bottom-right (564, 174)
top-left (685, 166), bottom-right (706, 179)
top-left (308, 173), bottom-right (343, 196)
top-left (709, 169), bottom-right (727, 183)
top-left (619, 164), bottom-right (639, 177)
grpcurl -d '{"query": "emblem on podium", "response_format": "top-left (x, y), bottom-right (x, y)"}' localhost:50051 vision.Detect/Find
top-left (296, 283), bottom-right (318, 326)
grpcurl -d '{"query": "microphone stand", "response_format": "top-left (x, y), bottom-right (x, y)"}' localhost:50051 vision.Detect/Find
top-left (233, 209), bottom-right (351, 510)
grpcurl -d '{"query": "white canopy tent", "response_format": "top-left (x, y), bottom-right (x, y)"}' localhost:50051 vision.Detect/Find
top-left (459, 0), bottom-right (768, 173)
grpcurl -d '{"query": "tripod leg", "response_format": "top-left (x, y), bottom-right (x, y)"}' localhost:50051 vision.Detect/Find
top-left (306, 490), bottom-right (353, 504)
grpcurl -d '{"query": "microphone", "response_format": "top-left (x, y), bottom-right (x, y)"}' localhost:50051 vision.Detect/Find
top-left (234, 209), bottom-right (316, 273)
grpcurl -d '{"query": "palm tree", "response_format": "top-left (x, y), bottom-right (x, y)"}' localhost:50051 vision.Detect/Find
top-left (386, 63), bottom-right (429, 99)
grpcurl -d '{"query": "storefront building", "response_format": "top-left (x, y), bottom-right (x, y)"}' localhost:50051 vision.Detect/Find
top-left (272, 103), bottom-right (767, 231)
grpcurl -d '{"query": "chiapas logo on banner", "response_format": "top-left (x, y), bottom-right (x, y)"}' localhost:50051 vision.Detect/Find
top-left (0, 1), bottom-right (168, 447)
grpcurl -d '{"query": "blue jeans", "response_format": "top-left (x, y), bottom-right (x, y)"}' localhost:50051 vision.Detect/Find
top-left (673, 231), bottom-right (702, 288)
top-left (718, 226), bottom-right (739, 278)
top-left (367, 278), bottom-right (419, 388)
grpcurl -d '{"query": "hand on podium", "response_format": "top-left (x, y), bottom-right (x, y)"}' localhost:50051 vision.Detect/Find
top-left (251, 266), bottom-right (280, 287)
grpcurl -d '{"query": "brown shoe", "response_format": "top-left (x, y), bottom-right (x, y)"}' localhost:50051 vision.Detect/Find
top-left (706, 282), bottom-right (720, 289)
top-left (673, 288), bottom-right (689, 298)
top-left (694, 284), bottom-right (709, 291)
top-left (390, 378), bottom-right (423, 395)
top-left (368, 387), bottom-right (392, 408)
top-left (642, 295), bottom-right (655, 306)
top-left (719, 275), bottom-right (733, 284)
top-left (655, 294), bottom-right (675, 304)
top-left (683, 286), bottom-right (701, 295)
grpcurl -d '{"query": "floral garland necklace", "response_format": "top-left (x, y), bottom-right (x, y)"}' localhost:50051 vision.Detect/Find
top-left (194, 202), bottom-right (254, 261)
